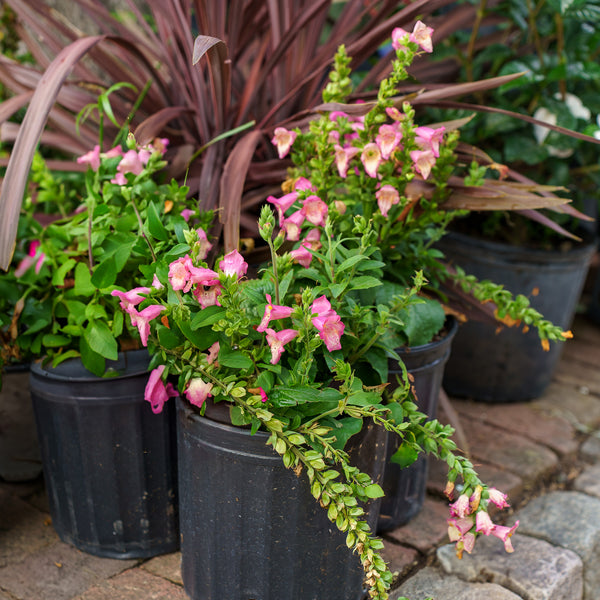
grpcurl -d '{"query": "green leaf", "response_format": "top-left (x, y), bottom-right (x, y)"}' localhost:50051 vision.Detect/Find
top-left (147, 201), bottom-right (168, 241)
top-left (178, 320), bottom-right (218, 350)
top-left (79, 335), bottom-right (105, 377)
top-left (83, 320), bottom-right (118, 361)
top-left (190, 305), bottom-right (226, 329)
top-left (91, 256), bottom-right (118, 289)
top-left (41, 333), bottom-right (70, 348)
top-left (390, 444), bottom-right (419, 468)
top-left (364, 484), bottom-right (385, 499)
top-left (74, 261), bottom-right (95, 296)
top-left (51, 258), bottom-right (77, 286)
top-left (401, 299), bottom-right (446, 347)
top-left (329, 282), bottom-right (347, 298)
top-left (348, 275), bottom-right (382, 291)
top-left (157, 324), bottom-right (184, 349)
top-left (218, 347), bottom-right (253, 369)
top-left (268, 385), bottom-right (342, 407)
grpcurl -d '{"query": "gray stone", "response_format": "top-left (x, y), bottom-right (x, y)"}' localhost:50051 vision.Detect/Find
top-left (580, 433), bottom-right (600, 463)
top-left (0, 540), bottom-right (137, 600)
top-left (393, 566), bottom-right (523, 600)
top-left (516, 491), bottom-right (600, 599)
top-left (574, 463), bottom-right (600, 499)
top-left (437, 534), bottom-right (583, 600)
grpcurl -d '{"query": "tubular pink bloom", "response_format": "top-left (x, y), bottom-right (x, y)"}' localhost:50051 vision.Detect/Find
top-left (219, 249), bottom-right (248, 279)
top-left (181, 209), bottom-right (195, 222)
top-left (375, 184), bottom-right (400, 217)
top-left (257, 294), bottom-right (294, 332)
top-left (290, 242), bottom-right (314, 268)
top-left (334, 144), bottom-right (360, 178)
top-left (376, 124), bottom-right (402, 159)
top-left (304, 228), bottom-right (321, 247)
top-left (188, 265), bottom-right (220, 287)
top-left (185, 377), bottom-right (214, 409)
top-left (450, 494), bottom-right (471, 518)
top-left (127, 304), bottom-right (165, 346)
top-left (144, 365), bottom-right (177, 414)
top-left (294, 177), bottom-right (315, 192)
top-left (491, 521), bottom-right (519, 553)
top-left (447, 516), bottom-right (474, 541)
top-left (14, 240), bottom-right (44, 278)
top-left (282, 210), bottom-right (305, 241)
top-left (361, 142), bottom-right (382, 178)
top-left (35, 252), bottom-right (46, 274)
top-left (391, 27), bottom-right (410, 51)
top-left (328, 130), bottom-right (340, 144)
top-left (488, 488), bottom-right (510, 509)
top-left (317, 315), bottom-right (344, 351)
top-left (415, 125), bottom-right (445, 157)
top-left (462, 531), bottom-right (476, 554)
top-left (137, 148), bottom-right (152, 165)
top-left (265, 327), bottom-right (299, 364)
top-left (192, 284), bottom-right (222, 309)
top-left (410, 149), bottom-right (436, 180)
top-left (152, 275), bottom-right (164, 290)
top-left (207, 341), bottom-right (220, 365)
top-left (410, 20), bottom-right (434, 53)
top-left (267, 191), bottom-right (299, 225)
top-left (195, 228), bottom-right (212, 260)
top-left (311, 295), bottom-right (333, 318)
top-left (258, 387), bottom-right (268, 403)
top-left (386, 106), bottom-right (403, 121)
top-left (111, 287), bottom-right (151, 310)
top-left (77, 145), bottom-right (101, 171)
top-left (103, 146), bottom-right (124, 159)
top-left (301, 195), bottom-right (328, 227)
top-left (112, 149), bottom-right (144, 184)
top-left (329, 110), bottom-right (350, 122)
top-left (169, 256), bottom-right (193, 292)
top-left (475, 511), bottom-right (495, 536)
top-left (271, 127), bottom-right (297, 159)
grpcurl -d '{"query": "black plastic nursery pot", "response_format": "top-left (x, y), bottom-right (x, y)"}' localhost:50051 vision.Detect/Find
top-left (377, 317), bottom-right (457, 533)
top-left (29, 350), bottom-right (179, 559)
top-left (0, 363), bottom-right (42, 482)
top-left (177, 397), bottom-right (387, 600)
top-left (438, 231), bottom-right (596, 402)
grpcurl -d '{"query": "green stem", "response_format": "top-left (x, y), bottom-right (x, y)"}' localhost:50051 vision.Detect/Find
top-left (131, 196), bottom-right (157, 261)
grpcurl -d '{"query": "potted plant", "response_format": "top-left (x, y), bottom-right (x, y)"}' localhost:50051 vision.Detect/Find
top-left (262, 24), bottom-right (574, 528)
top-left (7, 95), bottom-right (208, 557)
top-left (415, 0), bottom-right (600, 401)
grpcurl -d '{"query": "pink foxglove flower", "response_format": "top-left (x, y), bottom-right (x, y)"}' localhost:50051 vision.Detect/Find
top-left (361, 142), bottom-right (382, 178)
top-left (196, 228), bottom-right (212, 260)
top-left (415, 125), bottom-right (445, 157)
top-left (77, 145), bottom-right (101, 171)
top-left (257, 294), bottom-right (294, 332)
top-left (185, 377), bottom-right (214, 409)
top-left (491, 521), bottom-right (519, 553)
top-left (111, 287), bottom-right (151, 311)
top-left (301, 195), bottom-right (328, 227)
top-left (294, 177), bottom-right (315, 192)
top-left (311, 296), bottom-right (345, 352)
top-left (267, 191), bottom-right (299, 225)
top-left (111, 149), bottom-right (145, 184)
top-left (103, 146), bottom-right (124, 159)
top-left (265, 328), bottom-right (298, 364)
top-left (152, 275), bottom-right (164, 290)
top-left (192, 284), bottom-right (222, 309)
top-left (488, 488), bottom-right (510, 509)
top-left (169, 256), bottom-right (196, 292)
top-left (376, 124), bottom-right (402, 159)
top-left (14, 240), bottom-right (45, 277)
top-left (290, 242), bottom-right (313, 268)
top-left (410, 149), bottom-right (436, 180)
top-left (144, 365), bottom-right (177, 414)
top-left (334, 144), bottom-right (360, 178)
top-left (271, 127), bottom-right (297, 159)
top-left (375, 184), bottom-right (400, 217)
top-left (449, 493), bottom-right (470, 518)
top-left (219, 249), bottom-right (248, 279)
top-left (282, 210), bottom-right (305, 241)
top-left (391, 27), bottom-right (410, 51)
top-left (181, 208), bottom-right (195, 222)
top-left (410, 20), bottom-right (434, 53)
top-left (127, 304), bottom-right (165, 346)
top-left (258, 387), bottom-right (268, 403)
top-left (207, 341), bottom-right (220, 365)
top-left (189, 265), bottom-right (220, 288)
top-left (475, 511), bottom-right (495, 536)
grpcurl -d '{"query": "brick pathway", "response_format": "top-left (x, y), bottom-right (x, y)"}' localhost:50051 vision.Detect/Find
top-left (1, 314), bottom-right (599, 600)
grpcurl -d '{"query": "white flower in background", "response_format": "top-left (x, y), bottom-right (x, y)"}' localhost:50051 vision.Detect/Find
top-left (595, 114), bottom-right (600, 141)
top-left (532, 93), bottom-right (591, 158)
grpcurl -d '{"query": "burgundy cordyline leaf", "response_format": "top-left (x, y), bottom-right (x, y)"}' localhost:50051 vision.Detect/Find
top-left (0, 92), bottom-right (33, 124)
top-left (219, 130), bottom-right (263, 253)
top-left (0, 35), bottom-right (107, 271)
